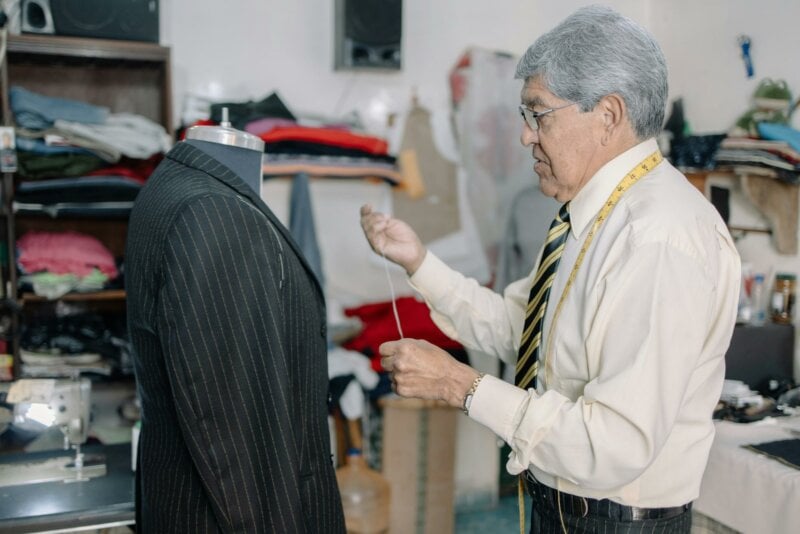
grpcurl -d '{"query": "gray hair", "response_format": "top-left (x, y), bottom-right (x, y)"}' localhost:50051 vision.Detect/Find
top-left (515, 5), bottom-right (668, 140)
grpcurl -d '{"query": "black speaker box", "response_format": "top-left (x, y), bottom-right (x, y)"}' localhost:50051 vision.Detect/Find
top-left (334, 0), bottom-right (402, 70)
top-left (21, 0), bottom-right (159, 43)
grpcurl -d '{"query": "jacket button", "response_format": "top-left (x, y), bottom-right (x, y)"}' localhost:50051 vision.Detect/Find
top-left (320, 324), bottom-right (327, 338)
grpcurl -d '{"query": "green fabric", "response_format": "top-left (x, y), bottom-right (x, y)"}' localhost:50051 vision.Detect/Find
top-left (17, 151), bottom-right (106, 179)
top-left (20, 268), bottom-right (108, 299)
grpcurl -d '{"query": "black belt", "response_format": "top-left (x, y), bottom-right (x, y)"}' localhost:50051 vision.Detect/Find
top-left (523, 471), bottom-right (691, 522)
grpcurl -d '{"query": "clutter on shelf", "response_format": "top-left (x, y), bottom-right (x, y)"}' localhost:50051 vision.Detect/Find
top-left (715, 78), bottom-right (799, 184)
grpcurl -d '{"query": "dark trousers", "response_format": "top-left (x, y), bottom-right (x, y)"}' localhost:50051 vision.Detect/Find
top-left (525, 473), bottom-right (692, 534)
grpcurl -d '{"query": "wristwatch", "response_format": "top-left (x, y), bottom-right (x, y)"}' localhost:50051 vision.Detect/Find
top-left (462, 373), bottom-right (486, 415)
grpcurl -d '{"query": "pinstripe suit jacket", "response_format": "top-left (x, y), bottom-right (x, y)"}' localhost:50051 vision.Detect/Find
top-left (126, 142), bottom-right (345, 533)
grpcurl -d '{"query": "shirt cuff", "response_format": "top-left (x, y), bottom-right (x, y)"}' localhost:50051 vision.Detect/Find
top-left (408, 251), bottom-right (452, 301)
top-left (468, 374), bottom-right (529, 443)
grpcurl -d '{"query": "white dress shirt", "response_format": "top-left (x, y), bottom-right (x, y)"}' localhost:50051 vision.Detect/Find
top-left (409, 138), bottom-right (741, 507)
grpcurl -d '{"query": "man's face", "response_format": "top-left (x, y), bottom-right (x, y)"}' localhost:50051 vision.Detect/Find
top-left (520, 77), bottom-right (603, 203)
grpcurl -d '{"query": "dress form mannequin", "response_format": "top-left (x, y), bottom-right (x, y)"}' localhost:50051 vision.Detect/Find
top-left (127, 108), bottom-right (346, 532)
top-left (184, 108), bottom-right (264, 194)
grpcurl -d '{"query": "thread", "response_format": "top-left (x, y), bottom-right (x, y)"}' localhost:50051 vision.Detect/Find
top-left (380, 248), bottom-right (404, 339)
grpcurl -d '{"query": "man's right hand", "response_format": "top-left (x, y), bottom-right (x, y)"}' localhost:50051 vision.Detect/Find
top-left (360, 204), bottom-right (427, 275)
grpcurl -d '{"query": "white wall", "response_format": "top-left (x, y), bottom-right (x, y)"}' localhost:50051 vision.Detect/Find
top-left (162, 0), bottom-right (645, 130)
top-left (651, 0), bottom-right (800, 135)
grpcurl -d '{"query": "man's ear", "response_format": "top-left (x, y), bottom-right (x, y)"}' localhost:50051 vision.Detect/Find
top-left (597, 93), bottom-right (627, 144)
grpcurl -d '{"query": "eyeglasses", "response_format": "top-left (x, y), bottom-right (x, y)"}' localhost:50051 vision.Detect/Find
top-left (519, 102), bottom-right (579, 131)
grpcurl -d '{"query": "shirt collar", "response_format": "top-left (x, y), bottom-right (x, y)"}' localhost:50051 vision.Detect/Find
top-left (567, 138), bottom-right (659, 238)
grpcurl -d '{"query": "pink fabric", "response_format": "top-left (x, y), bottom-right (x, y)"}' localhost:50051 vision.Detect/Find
top-left (17, 230), bottom-right (118, 278)
top-left (244, 117), bottom-right (297, 136)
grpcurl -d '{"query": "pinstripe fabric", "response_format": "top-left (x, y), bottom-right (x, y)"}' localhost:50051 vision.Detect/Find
top-left (127, 142), bottom-right (345, 533)
top-left (516, 203), bottom-right (570, 389)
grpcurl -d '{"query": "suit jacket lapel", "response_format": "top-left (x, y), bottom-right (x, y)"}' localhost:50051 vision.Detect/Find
top-left (165, 142), bottom-right (325, 300)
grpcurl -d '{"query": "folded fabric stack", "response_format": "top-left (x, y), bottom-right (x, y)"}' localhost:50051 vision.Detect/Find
top-left (16, 230), bottom-right (119, 299)
top-left (10, 86), bottom-right (170, 216)
top-left (196, 91), bottom-right (402, 186)
top-left (714, 124), bottom-right (800, 184)
top-left (20, 312), bottom-right (131, 377)
top-left (261, 126), bottom-right (401, 186)
top-left (716, 78), bottom-right (800, 183)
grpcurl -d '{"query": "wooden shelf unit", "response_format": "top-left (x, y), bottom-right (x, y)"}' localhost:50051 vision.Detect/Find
top-left (21, 289), bottom-right (126, 304)
top-left (0, 34), bottom-right (172, 379)
top-left (1, 34), bottom-right (173, 133)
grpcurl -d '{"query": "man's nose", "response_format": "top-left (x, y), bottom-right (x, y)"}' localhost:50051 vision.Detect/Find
top-left (520, 123), bottom-right (539, 146)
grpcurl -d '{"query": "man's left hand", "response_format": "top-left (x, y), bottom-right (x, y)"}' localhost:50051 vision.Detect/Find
top-left (379, 338), bottom-right (480, 409)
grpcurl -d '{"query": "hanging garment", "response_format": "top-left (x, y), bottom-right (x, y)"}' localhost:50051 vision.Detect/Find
top-left (289, 172), bottom-right (325, 288)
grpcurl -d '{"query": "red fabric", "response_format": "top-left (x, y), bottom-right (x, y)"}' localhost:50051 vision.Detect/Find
top-left (343, 297), bottom-right (463, 372)
top-left (17, 230), bottom-right (118, 278)
top-left (177, 119), bottom-right (217, 141)
top-left (259, 126), bottom-right (389, 155)
top-left (86, 154), bottom-right (163, 184)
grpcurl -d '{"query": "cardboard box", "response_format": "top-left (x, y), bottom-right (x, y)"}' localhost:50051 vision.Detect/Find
top-left (381, 397), bottom-right (458, 534)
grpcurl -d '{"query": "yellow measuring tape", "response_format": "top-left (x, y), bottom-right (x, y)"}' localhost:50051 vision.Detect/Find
top-left (518, 149), bottom-right (662, 534)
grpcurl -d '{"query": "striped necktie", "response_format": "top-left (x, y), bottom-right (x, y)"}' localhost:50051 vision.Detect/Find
top-left (516, 203), bottom-right (571, 390)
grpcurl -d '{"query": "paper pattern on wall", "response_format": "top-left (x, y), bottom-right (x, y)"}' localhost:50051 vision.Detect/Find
top-left (391, 104), bottom-right (460, 244)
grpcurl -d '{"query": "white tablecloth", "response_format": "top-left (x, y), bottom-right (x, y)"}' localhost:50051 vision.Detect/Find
top-left (695, 417), bottom-right (800, 534)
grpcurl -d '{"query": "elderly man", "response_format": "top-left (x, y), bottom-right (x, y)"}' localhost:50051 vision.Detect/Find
top-left (360, 5), bottom-right (739, 533)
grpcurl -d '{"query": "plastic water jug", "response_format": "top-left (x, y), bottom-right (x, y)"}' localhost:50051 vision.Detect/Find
top-left (336, 448), bottom-right (390, 534)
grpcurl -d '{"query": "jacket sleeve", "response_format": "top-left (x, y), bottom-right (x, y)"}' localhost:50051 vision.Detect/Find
top-left (156, 194), bottom-right (309, 533)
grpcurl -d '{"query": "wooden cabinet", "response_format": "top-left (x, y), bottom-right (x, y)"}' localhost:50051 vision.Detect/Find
top-left (1, 34), bottom-right (172, 129)
top-left (0, 34), bottom-right (172, 379)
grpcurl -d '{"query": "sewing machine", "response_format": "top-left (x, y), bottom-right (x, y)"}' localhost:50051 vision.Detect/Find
top-left (0, 377), bottom-right (106, 486)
